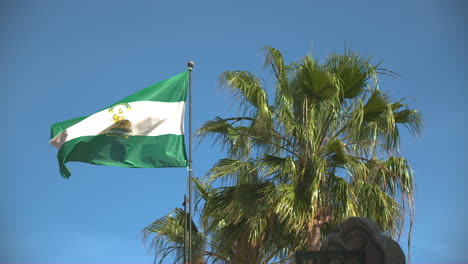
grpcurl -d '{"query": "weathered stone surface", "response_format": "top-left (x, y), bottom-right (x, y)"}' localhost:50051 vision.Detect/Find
top-left (320, 217), bottom-right (406, 264)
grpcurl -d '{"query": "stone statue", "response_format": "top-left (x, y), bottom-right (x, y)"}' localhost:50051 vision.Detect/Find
top-left (320, 217), bottom-right (406, 264)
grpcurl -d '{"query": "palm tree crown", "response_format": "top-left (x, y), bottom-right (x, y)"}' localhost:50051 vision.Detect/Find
top-left (198, 46), bottom-right (420, 258)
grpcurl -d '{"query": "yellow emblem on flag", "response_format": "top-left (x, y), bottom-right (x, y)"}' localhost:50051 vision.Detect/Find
top-left (107, 103), bottom-right (132, 138)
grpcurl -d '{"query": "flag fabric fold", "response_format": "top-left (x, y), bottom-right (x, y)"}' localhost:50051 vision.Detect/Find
top-left (50, 71), bottom-right (189, 178)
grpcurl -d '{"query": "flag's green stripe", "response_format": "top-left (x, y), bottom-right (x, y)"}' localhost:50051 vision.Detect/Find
top-left (57, 134), bottom-right (187, 178)
top-left (50, 71), bottom-right (188, 139)
top-left (114, 71), bottom-right (188, 104)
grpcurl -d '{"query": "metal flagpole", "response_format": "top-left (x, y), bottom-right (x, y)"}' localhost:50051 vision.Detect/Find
top-left (183, 195), bottom-right (187, 264)
top-left (187, 61), bottom-right (194, 264)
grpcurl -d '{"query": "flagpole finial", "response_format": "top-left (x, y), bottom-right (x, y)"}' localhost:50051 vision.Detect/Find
top-left (187, 61), bottom-right (194, 71)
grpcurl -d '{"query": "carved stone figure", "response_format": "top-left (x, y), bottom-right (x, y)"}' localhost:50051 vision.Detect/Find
top-left (320, 217), bottom-right (406, 264)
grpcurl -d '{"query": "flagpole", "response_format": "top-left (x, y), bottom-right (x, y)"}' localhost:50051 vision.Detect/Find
top-left (187, 61), bottom-right (194, 264)
top-left (183, 195), bottom-right (187, 264)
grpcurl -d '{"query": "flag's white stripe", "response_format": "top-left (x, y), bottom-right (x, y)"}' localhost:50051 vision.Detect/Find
top-left (50, 101), bottom-right (185, 149)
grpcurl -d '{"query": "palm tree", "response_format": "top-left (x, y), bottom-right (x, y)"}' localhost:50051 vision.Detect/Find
top-left (197, 46), bottom-right (421, 259)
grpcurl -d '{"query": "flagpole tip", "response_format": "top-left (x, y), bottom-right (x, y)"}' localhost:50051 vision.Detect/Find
top-left (187, 61), bottom-right (194, 70)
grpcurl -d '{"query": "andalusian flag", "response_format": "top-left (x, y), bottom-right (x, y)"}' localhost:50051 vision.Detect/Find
top-left (50, 71), bottom-right (188, 178)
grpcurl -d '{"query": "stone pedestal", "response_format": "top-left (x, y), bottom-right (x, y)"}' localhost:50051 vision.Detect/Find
top-left (320, 217), bottom-right (406, 264)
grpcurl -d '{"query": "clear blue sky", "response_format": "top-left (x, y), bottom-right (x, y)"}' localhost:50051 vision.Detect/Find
top-left (1, 0), bottom-right (466, 263)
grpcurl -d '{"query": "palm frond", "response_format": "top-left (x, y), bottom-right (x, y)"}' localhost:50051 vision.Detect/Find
top-left (207, 158), bottom-right (258, 184)
top-left (196, 117), bottom-right (253, 159)
top-left (220, 71), bottom-right (272, 119)
top-left (142, 208), bottom-right (205, 263)
top-left (325, 51), bottom-right (376, 99)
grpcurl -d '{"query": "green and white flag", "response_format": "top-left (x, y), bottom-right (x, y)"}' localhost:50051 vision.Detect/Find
top-left (50, 71), bottom-right (189, 178)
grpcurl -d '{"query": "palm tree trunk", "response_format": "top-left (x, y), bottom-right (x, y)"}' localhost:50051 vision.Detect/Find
top-left (306, 221), bottom-right (322, 251)
top-left (306, 215), bottom-right (331, 251)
